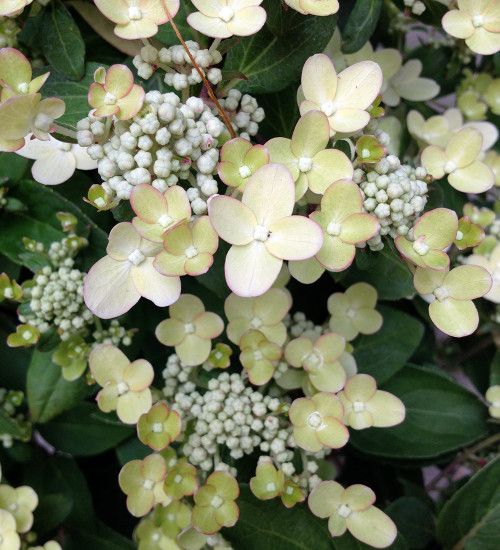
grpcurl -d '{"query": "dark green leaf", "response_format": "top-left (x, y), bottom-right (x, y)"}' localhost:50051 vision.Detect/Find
top-left (0, 409), bottom-right (31, 440)
top-left (41, 2), bottom-right (85, 79)
top-left (354, 305), bottom-right (424, 384)
top-left (490, 350), bottom-right (500, 386)
top-left (342, 0), bottom-right (383, 54)
top-left (65, 520), bottom-right (136, 550)
top-left (195, 240), bottom-right (231, 301)
top-left (255, 82), bottom-right (300, 140)
top-left (341, 243), bottom-right (414, 300)
top-left (223, 485), bottom-right (407, 550)
top-left (115, 436), bottom-right (151, 466)
top-left (38, 402), bottom-right (133, 455)
top-left (0, 153), bottom-right (28, 183)
top-left (349, 366), bottom-right (488, 460)
top-left (155, 1), bottom-right (199, 46)
top-left (42, 62), bottom-right (105, 128)
top-left (33, 493), bottom-right (73, 535)
top-left (224, 11), bottom-right (336, 93)
top-left (437, 458), bottom-right (500, 550)
top-left (112, 200), bottom-right (135, 223)
top-left (386, 497), bottom-right (435, 549)
top-left (27, 349), bottom-right (89, 423)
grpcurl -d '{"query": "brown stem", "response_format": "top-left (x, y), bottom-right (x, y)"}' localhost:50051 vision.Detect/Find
top-left (160, 2), bottom-right (236, 139)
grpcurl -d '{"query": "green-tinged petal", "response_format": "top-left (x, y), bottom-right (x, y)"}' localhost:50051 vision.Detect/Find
top-left (285, 338), bottom-right (313, 367)
top-left (308, 481), bottom-right (343, 518)
top-left (94, 0), bottom-right (130, 24)
top-left (313, 392), bottom-right (344, 418)
top-left (344, 373), bottom-right (377, 401)
top-left (346, 282), bottom-right (378, 309)
top-left (163, 223), bottom-right (192, 255)
top-left (328, 514), bottom-right (348, 537)
top-left (192, 216), bottom-right (218, 253)
top-left (117, 390), bottom-right (152, 424)
top-left (466, 26), bottom-right (500, 55)
top-left (208, 471), bottom-right (239, 500)
top-left (245, 144), bottom-right (269, 170)
top-left (170, 294), bottom-right (205, 322)
top-left (414, 208), bottom-right (457, 249)
top-left (336, 61), bottom-right (383, 110)
top-left (448, 162), bottom-right (494, 193)
top-left (301, 54), bottom-right (337, 105)
top-left (429, 298), bottom-right (479, 337)
top-left (194, 311), bottom-right (224, 339)
top-left (127, 486), bottom-right (155, 517)
top-left (444, 264), bottom-right (492, 300)
top-left (291, 111), bottom-right (330, 158)
top-left (395, 237), bottom-right (425, 267)
top-left (0, 93), bottom-right (40, 140)
top-left (309, 361), bottom-right (346, 393)
top-left (97, 383), bottom-right (119, 412)
top-left (130, 184), bottom-right (168, 223)
top-left (307, 150), bottom-right (353, 195)
top-left (421, 146), bottom-right (446, 179)
top-left (225, 293), bottom-right (255, 320)
top-left (142, 453), bottom-right (168, 480)
top-left (28, 72), bottom-right (50, 93)
top-left (154, 251), bottom-right (187, 276)
top-left (218, 160), bottom-right (245, 189)
top-left (131, 260), bottom-right (181, 307)
top-left (414, 266), bottom-right (447, 295)
top-left (342, 485), bottom-right (375, 511)
top-left (293, 425), bottom-right (322, 452)
top-left (289, 397), bottom-right (315, 427)
top-left (105, 64), bottom-right (134, 98)
top-left (321, 179), bottom-right (363, 220)
top-left (124, 359), bottom-right (154, 391)
top-left (266, 215), bottom-right (323, 260)
top-left (89, 343), bottom-right (129, 385)
top-left (352, 308), bottom-right (383, 335)
top-left (227, 318), bottom-right (252, 345)
top-left (330, 108), bottom-right (371, 134)
top-left (185, 253), bottom-right (214, 276)
top-left (220, 137), bottom-right (252, 164)
top-left (347, 506), bottom-right (397, 549)
top-left (422, 249), bottom-right (450, 271)
top-left (247, 360), bottom-right (275, 385)
top-left (192, 504), bottom-right (221, 535)
top-left (214, 499), bottom-right (239, 528)
top-left (347, 409), bottom-right (373, 430)
top-left (155, 319), bottom-right (186, 347)
top-left (254, 288), bottom-right (291, 324)
top-left (119, 460), bottom-right (142, 493)
top-left (107, 222), bottom-right (140, 259)
top-left (315, 333), bottom-right (345, 361)
top-left (299, 0), bottom-right (339, 15)
top-left (225, 241), bottom-right (283, 297)
top-left (176, 333), bottom-right (211, 366)
top-left (368, 391), bottom-right (406, 428)
top-left (208, 196), bottom-right (256, 245)
top-left (317, 235), bottom-right (356, 271)
top-left (114, 19), bottom-right (158, 40)
top-left (442, 9), bottom-right (474, 38)
top-left (341, 213), bottom-right (380, 244)
top-left (0, 48), bottom-right (31, 89)
top-left (446, 127), bottom-right (482, 167)
top-left (116, 84), bottom-right (145, 119)
top-left (265, 138), bottom-right (300, 181)
top-left (288, 257), bottom-right (325, 284)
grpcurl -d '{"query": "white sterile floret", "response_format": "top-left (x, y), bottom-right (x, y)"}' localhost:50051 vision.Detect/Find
top-left (207, 68), bottom-right (222, 84)
top-left (134, 150), bottom-right (152, 168)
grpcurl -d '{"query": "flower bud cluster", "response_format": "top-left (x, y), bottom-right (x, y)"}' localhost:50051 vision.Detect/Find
top-left (77, 92), bottom-right (226, 208)
top-left (354, 156), bottom-right (428, 250)
top-left (216, 89), bottom-right (265, 140)
top-left (0, 388), bottom-right (28, 448)
top-left (19, 261), bottom-right (93, 339)
top-left (403, 0), bottom-right (426, 16)
top-left (0, 16), bottom-right (20, 48)
top-left (133, 41), bottom-right (223, 89)
top-left (92, 320), bottom-right (134, 347)
top-left (169, 372), bottom-right (296, 473)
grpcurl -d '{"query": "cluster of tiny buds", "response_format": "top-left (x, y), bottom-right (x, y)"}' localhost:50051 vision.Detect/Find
top-left (169, 371), bottom-right (296, 473)
top-left (217, 89), bottom-right (265, 140)
top-left (76, 91), bottom-right (226, 206)
top-left (162, 353), bottom-right (196, 398)
top-left (0, 17), bottom-right (20, 49)
top-left (133, 41), bottom-right (223, 89)
top-left (355, 156), bottom-right (428, 250)
top-left (92, 320), bottom-right (134, 347)
top-left (403, 0), bottom-right (426, 15)
top-left (283, 311), bottom-right (323, 340)
top-left (19, 262), bottom-right (93, 338)
top-left (0, 388), bottom-right (26, 448)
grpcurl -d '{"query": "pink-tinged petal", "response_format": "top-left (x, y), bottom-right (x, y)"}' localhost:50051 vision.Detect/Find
top-left (315, 332), bottom-right (345, 361)
top-left (368, 391), bottom-right (405, 428)
top-left (449, 162), bottom-right (494, 193)
top-left (245, 144), bottom-right (269, 170)
top-left (309, 361), bottom-right (346, 393)
top-left (0, 94), bottom-right (40, 140)
top-left (185, 253), bottom-right (213, 276)
top-left (225, 242), bottom-right (283, 297)
top-left (421, 146), bottom-right (446, 179)
top-left (131, 259), bottom-right (181, 307)
top-left (317, 417), bottom-right (349, 449)
top-left (442, 10), bottom-right (475, 38)
top-left (107, 222), bottom-right (140, 259)
top-left (341, 214), bottom-right (380, 244)
top-left (84, 256), bottom-right (139, 319)
top-left (344, 374), bottom-right (377, 402)
top-left (301, 54), bottom-right (338, 106)
top-left (163, 223), bottom-right (192, 255)
top-left (317, 236), bottom-right (356, 272)
top-left (94, 0), bottom-right (130, 24)
top-left (254, 288), bottom-right (291, 324)
top-left (329, 108), bottom-right (371, 134)
top-left (227, 5), bottom-right (267, 36)
top-left (291, 111), bottom-right (330, 158)
top-left (28, 72), bottom-right (50, 93)
top-left (445, 265), bottom-right (492, 300)
top-left (422, 249), bottom-right (450, 271)
top-left (294, 426), bottom-right (322, 452)
top-left (187, 12), bottom-right (232, 39)
top-left (208, 196), bottom-right (256, 245)
top-left (97, 383), bottom-right (119, 412)
top-left (113, 19), bottom-right (156, 39)
top-left (266, 216), bottom-right (323, 260)
top-left (217, 161), bottom-right (244, 188)
top-left (243, 164), bottom-right (295, 226)
top-left (307, 149), bottom-right (353, 195)
top-left (214, 499), bottom-right (239, 528)
top-left (170, 294), bottom-right (205, 322)
top-left (265, 138), bottom-right (300, 181)
top-left (0, 48), bottom-right (32, 89)
top-left (194, 311), bottom-right (224, 339)
top-left (31, 149), bottom-right (76, 185)
top-left (192, 216), bottom-right (219, 253)
top-left (176, 333), bottom-right (212, 366)
top-left (395, 236), bottom-right (425, 268)
top-left (288, 257), bottom-right (325, 284)
top-left (308, 481), bottom-right (343, 518)
top-left (414, 208), bottom-right (457, 249)
top-left (116, 84), bottom-right (145, 119)
top-left (124, 359), bottom-right (154, 390)
top-left (347, 507), bottom-right (397, 549)
top-left (299, 99), bottom-right (321, 117)
top-left (336, 61), bottom-right (383, 110)
top-left (192, 505), bottom-right (220, 535)
top-left (94, 104), bottom-right (120, 117)
top-left (105, 64), bottom-right (133, 98)
top-left (220, 137), bottom-right (252, 163)
top-left (484, 0), bottom-right (500, 31)
top-left (446, 128), bottom-right (482, 167)
top-left (117, 390), bottom-right (152, 424)
top-left (285, 338), bottom-right (313, 367)
top-left (89, 343), bottom-right (129, 386)
top-left (155, 318), bottom-right (186, 346)
top-left (413, 267), bottom-right (446, 295)
top-left (0, 137), bottom-right (25, 152)
top-left (289, 397), bottom-right (315, 427)
top-left (166, 185), bottom-right (192, 220)
top-left (429, 298), bottom-right (479, 337)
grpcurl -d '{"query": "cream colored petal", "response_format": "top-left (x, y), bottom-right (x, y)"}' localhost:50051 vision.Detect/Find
top-left (442, 9), bottom-right (475, 39)
top-left (288, 257), bottom-right (325, 284)
top-left (347, 507), bottom-right (397, 549)
top-left (335, 61), bottom-right (383, 110)
top-left (368, 391), bottom-right (405, 427)
top-left (301, 54), bottom-right (338, 106)
top-left (187, 12), bottom-right (232, 39)
top-left (329, 108), bottom-right (371, 134)
top-left (208, 195), bottom-right (256, 245)
top-left (446, 127), bottom-right (482, 167)
top-left (176, 333), bottom-right (212, 366)
top-left (466, 27), bottom-right (500, 55)
top-left (421, 146), bottom-right (446, 179)
top-left (131, 259), bottom-right (181, 307)
top-left (308, 149), bottom-right (353, 195)
top-left (448, 162), bottom-right (494, 194)
top-left (429, 298), bottom-right (479, 337)
top-left (226, 6), bottom-right (267, 36)
top-left (291, 111), bottom-right (330, 158)
top-left (266, 215), bottom-right (323, 260)
top-left (31, 149), bottom-right (76, 185)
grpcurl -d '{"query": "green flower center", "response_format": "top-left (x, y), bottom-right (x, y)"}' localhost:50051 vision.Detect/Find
top-left (326, 221), bottom-right (342, 236)
top-left (254, 225), bottom-right (270, 242)
top-left (338, 504), bottom-right (352, 518)
top-left (151, 422), bottom-right (164, 433)
top-left (104, 92), bottom-right (117, 105)
top-left (307, 411), bottom-right (323, 429)
top-left (128, 248), bottom-right (146, 265)
top-left (298, 156), bottom-right (313, 172)
top-left (128, 6), bottom-right (142, 19)
top-left (218, 6), bottom-right (234, 21)
top-left (321, 101), bottom-right (337, 117)
top-left (239, 165), bottom-right (252, 178)
top-left (211, 494), bottom-right (224, 508)
top-left (158, 214), bottom-right (173, 228)
top-left (185, 245), bottom-right (199, 259)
